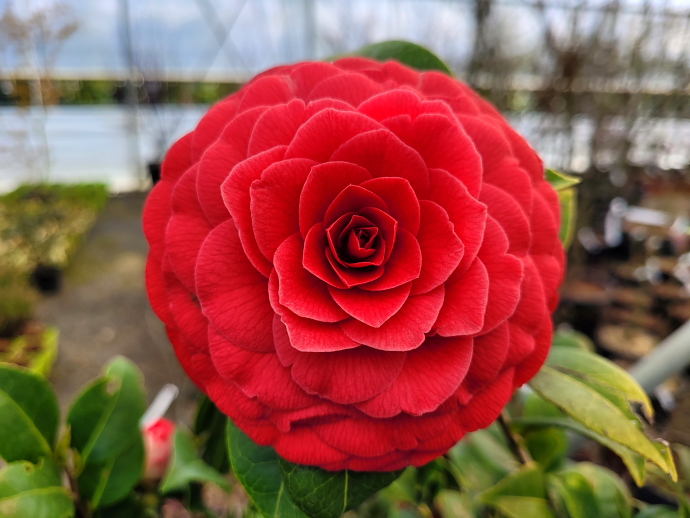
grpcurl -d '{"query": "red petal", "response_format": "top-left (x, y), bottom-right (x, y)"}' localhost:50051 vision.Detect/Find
top-left (356, 335), bottom-right (473, 417)
top-left (247, 99), bottom-right (307, 156)
top-left (161, 132), bottom-right (194, 182)
top-left (458, 368), bottom-right (515, 432)
top-left (190, 99), bottom-right (239, 161)
top-left (358, 227), bottom-right (421, 291)
top-left (221, 146), bottom-right (287, 276)
top-left (480, 183), bottom-right (531, 257)
top-left (166, 166), bottom-right (211, 291)
top-left (458, 115), bottom-right (513, 172)
top-left (529, 188), bottom-right (560, 255)
top-left (382, 60), bottom-right (420, 85)
top-left (307, 72), bottom-right (384, 107)
top-left (406, 113), bottom-right (482, 197)
top-left (272, 313), bottom-right (298, 366)
top-left (359, 177), bottom-right (420, 235)
top-left (237, 75), bottom-right (295, 112)
top-left (207, 326), bottom-right (315, 411)
top-left (357, 89), bottom-right (422, 122)
top-left (195, 219), bottom-right (275, 352)
top-left (330, 129), bottom-right (430, 197)
top-left (289, 62), bottom-right (342, 98)
top-left (323, 184), bottom-right (389, 228)
top-left (435, 258), bottom-right (489, 337)
top-left (285, 108), bottom-right (381, 162)
top-left (513, 318), bottom-right (553, 387)
top-left (340, 285), bottom-right (445, 351)
top-left (165, 269), bottom-right (209, 353)
top-left (325, 248), bottom-right (384, 287)
top-left (478, 217), bottom-right (524, 333)
top-left (411, 200), bottom-right (464, 295)
top-left (510, 256), bottom-right (547, 334)
top-left (273, 233), bottom-right (348, 322)
top-left (484, 158), bottom-right (533, 214)
top-left (419, 70), bottom-right (467, 98)
top-left (251, 158), bottom-right (316, 261)
top-left (303, 223), bottom-right (348, 288)
top-left (143, 180), bottom-right (173, 255)
top-left (503, 322), bottom-right (537, 370)
top-left (299, 161), bottom-right (371, 237)
top-left (464, 322), bottom-right (509, 387)
top-left (197, 106), bottom-right (266, 226)
top-left (429, 168), bottom-right (486, 278)
top-left (282, 310), bottom-right (359, 353)
top-left (273, 427), bottom-right (350, 466)
top-left (328, 282), bottom-right (411, 327)
top-left (290, 346), bottom-right (407, 404)
top-left (145, 252), bottom-right (171, 325)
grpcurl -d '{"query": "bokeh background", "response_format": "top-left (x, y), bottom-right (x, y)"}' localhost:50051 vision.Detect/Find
top-left (2, 0), bottom-right (690, 448)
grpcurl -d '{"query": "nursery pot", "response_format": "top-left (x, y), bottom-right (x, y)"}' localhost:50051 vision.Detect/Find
top-left (148, 162), bottom-right (162, 185)
top-left (30, 264), bottom-right (63, 294)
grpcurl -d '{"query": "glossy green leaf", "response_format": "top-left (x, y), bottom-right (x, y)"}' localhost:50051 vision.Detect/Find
top-left (67, 357), bottom-right (147, 466)
top-left (547, 470), bottom-right (600, 518)
top-left (636, 507), bottom-right (680, 518)
top-left (558, 188), bottom-right (577, 249)
top-left (529, 366), bottom-right (675, 480)
top-left (512, 415), bottom-right (647, 487)
top-left (547, 346), bottom-right (653, 419)
top-left (546, 169), bottom-right (582, 191)
top-left (351, 40), bottom-right (452, 74)
top-left (226, 419), bottom-right (308, 518)
top-left (573, 463), bottom-right (632, 518)
top-left (194, 396), bottom-right (229, 473)
top-left (0, 363), bottom-right (59, 463)
top-left (490, 496), bottom-right (557, 518)
top-left (279, 458), bottom-right (401, 518)
top-left (478, 463), bottom-right (546, 503)
top-left (78, 433), bottom-right (144, 509)
top-left (552, 329), bottom-right (595, 351)
top-left (524, 428), bottom-right (568, 472)
top-left (160, 428), bottom-right (229, 494)
top-left (448, 432), bottom-right (514, 495)
top-left (0, 458), bottom-right (74, 518)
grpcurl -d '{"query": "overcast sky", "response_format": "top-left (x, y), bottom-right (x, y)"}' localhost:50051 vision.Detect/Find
top-left (1, 0), bottom-right (687, 79)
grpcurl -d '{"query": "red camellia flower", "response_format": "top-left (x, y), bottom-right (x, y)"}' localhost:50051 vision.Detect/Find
top-left (144, 58), bottom-right (565, 471)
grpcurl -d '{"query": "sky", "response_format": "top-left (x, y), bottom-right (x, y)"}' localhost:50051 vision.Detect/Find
top-left (1, 0), bottom-right (688, 80)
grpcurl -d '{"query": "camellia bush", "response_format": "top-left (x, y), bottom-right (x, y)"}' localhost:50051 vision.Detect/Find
top-left (0, 41), bottom-right (688, 518)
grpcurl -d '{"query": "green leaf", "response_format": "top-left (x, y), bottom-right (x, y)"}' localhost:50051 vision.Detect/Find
top-left (350, 40), bottom-right (452, 74)
top-left (0, 363), bottom-right (59, 463)
top-left (523, 428), bottom-right (568, 472)
top-left (529, 366), bottom-right (675, 480)
top-left (27, 326), bottom-right (59, 379)
top-left (447, 431), bottom-right (515, 495)
top-left (636, 507), bottom-right (680, 518)
top-left (552, 329), bottom-right (595, 352)
top-left (77, 433), bottom-right (144, 509)
top-left (160, 428), bottom-right (229, 494)
top-left (547, 346), bottom-right (653, 420)
top-left (512, 415), bottom-right (647, 487)
top-left (546, 169), bottom-right (582, 191)
top-left (558, 188), bottom-right (577, 249)
top-left (573, 463), bottom-right (632, 518)
top-left (547, 470), bottom-right (601, 518)
top-left (434, 490), bottom-right (475, 518)
top-left (93, 494), bottom-right (144, 518)
top-left (0, 458), bottom-right (74, 518)
top-left (194, 396), bottom-right (229, 473)
top-left (68, 357), bottom-right (147, 466)
top-left (279, 459), bottom-right (401, 518)
top-left (226, 419), bottom-right (308, 518)
top-left (477, 463), bottom-right (546, 503)
top-left (491, 496), bottom-right (557, 518)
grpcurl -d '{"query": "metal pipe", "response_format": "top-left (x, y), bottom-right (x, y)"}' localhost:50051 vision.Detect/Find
top-left (629, 319), bottom-right (690, 393)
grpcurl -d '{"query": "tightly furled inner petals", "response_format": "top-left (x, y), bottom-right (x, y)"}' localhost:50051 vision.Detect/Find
top-left (327, 214), bottom-right (384, 267)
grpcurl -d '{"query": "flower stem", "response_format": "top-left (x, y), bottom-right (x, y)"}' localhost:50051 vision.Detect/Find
top-left (498, 411), bottom-right (533, 465)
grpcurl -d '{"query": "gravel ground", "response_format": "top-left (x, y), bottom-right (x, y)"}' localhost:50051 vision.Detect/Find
top-left (37, 192), bottom-right (199, 424)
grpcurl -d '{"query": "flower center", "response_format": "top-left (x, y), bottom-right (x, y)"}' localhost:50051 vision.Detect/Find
top-left (326, 213), bottom-right (386, 268)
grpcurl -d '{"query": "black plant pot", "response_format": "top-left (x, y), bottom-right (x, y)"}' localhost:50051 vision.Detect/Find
top-left (30, 264), bottom-right (63, 294)
top-left (148, 162), bottom-right (162, 185)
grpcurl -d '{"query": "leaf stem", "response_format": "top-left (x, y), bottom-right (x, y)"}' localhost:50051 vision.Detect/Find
top-left (65, 467), bottom-right (91, 518)
top-left (498, 411), bottom-right (533, 465)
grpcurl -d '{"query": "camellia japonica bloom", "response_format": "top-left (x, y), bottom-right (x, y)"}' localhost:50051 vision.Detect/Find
top-left (144, 58), bottom-right (565, 471)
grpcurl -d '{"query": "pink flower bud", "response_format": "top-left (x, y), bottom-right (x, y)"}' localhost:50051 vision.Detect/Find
top-left (143, 417), bottom-right (175, 480)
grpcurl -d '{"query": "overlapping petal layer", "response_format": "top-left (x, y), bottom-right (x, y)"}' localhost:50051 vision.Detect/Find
top-left (144, 57), bottom-right (565, 471)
